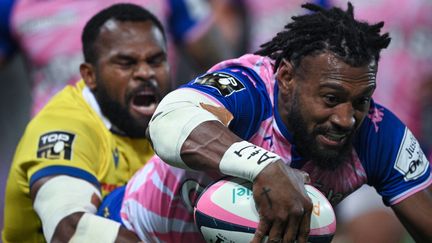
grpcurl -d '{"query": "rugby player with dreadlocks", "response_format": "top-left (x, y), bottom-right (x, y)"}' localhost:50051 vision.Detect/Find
top-left (99, 2), bottom-right (432, 242)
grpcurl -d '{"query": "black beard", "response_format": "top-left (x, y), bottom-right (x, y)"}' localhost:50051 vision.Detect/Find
top-left (286, 93), bottom-right (353, 170)
top-left (93, 82), bottom-right (146, 138)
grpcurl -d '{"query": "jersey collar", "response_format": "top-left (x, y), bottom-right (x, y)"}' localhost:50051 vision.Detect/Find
top-left (273, 81), bottom-right (294, 143)
top-left (273, 80), bottom-right (307, 167)
top-left (82, 85), bottom-right (112, 130)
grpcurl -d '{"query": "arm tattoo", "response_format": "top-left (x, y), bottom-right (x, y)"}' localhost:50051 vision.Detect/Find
top-left (261, 187), bottom-right (273, 209)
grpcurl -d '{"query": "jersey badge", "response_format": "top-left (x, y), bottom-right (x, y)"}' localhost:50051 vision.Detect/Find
top-left (394, 129), bottom-right (429, 181)
top-left (367, 106), bottom-right (384, 132)
top-left (194, 72), bottom-right (245, 97)
top-left (37, 131), bottom-right (76, 160)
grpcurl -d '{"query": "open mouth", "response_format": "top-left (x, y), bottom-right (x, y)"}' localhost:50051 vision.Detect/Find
top-left (133, 92), bottom-right (156, 106)
top-left (130, 91), bottom-right (158, 116)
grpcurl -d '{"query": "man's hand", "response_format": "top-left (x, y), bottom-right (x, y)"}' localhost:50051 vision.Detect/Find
top-left (251, 161), bottom-right (312, 243)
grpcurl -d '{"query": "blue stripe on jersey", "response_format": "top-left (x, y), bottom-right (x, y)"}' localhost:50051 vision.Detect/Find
top-left (354, 100), bottom-right (431, 205)
top-left (29, 165), bottom-right (100, 189)
top-left (167, 0), bottom-right (209, 42)
top-left (272, 82), bottom-right (293, 142)
top-left (0, 0), bottom-right (17, 58)
top-left (183, 66), bottom-right (273, 140)
top-left (272, 82), bottom-right (305, 168)
top-left (97, 185), bottom-right (125, 225)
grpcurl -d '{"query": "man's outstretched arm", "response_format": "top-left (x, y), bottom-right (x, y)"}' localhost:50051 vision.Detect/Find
top-left (392, 185), bottom-right (432, 243)
top-left (148, 88), bottom-right (313, 243)
top-left (31, 175), bottom-right (141, 243)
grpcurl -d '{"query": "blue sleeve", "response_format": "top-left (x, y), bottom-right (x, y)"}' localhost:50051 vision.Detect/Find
top-left (181, 66), bottom-right (273, 140)
top-left (0, 0), bottom-right (17, 59)
top-left (167, 0), bottom-right (210, 42)
top-left (354, 101), bottom-right (431, 205)
top-left (97, 185), bottom-right (125, 225)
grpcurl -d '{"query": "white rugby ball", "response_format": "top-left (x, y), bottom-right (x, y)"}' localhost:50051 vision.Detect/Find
top-left (194, 177), bottom-right (336, 243)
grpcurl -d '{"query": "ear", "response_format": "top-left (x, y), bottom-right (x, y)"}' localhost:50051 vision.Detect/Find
top-left (276, 59), bottom-right (295, 95)
top-left (80, 63), bottom-right (97, 90)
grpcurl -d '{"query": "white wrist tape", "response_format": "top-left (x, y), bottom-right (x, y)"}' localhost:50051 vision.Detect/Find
top-left (33, 175), bottom-right (101, 242)
top-left (69, 213), bottom-right (120, 243)
top-left (219, 141), bottom-right (281, 181)
top-left (149, 88), bottom-right (222, 168)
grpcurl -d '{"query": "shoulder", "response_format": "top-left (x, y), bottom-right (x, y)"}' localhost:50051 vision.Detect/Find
top-left (354, 101), bottom-right (406, 175)
top-left (356, 100), bottom-right (406, 143)
top-left (208, 54), bottom-right (275, 79)
top-left (355, 100), bottom-right (429, 188)
top-left (193, 54), bottom-right (276, 95)
top-left (19, 84), bottom-right (108, 160)
top-left (29, 84), bottom-right (102, 133)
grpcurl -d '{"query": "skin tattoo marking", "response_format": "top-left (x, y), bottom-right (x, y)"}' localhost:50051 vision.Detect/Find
top-left (261, 187), bottom-right (273, 209)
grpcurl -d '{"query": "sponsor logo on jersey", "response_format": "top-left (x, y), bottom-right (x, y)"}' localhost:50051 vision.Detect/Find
top-left (194, 72), bottom-right (245, 97)
top-left (37, 131), bottom-right (75, 160)
top-left (367, 106), bottom-right (384, 132)
top-left (394, 128), bottom-right (429, 181)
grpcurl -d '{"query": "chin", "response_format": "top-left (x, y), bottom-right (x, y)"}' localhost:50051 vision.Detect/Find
top-left (135, 117), bottom-right (151, 130)
top-left (116, 113), bottom-right (151, 138)
top-left (315, 146), bottom-right (352, 170)
top-left (129, 110), bottom-right (152, 123)
top-left (318, 144), bottom-right (344, 155)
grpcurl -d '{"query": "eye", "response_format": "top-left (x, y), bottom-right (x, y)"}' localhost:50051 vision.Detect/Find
top-left (354, 97), bottom-right (372, 110)
top-left (358, 97), bottom-right (371, 105)
top-left (113, 56), bottom-right (137, 69)
top-left (323, 94), bottom-right (339, 106)
top-left (148, 53), bottom-right (167, 67)
top-left (117, 60), bottom-right (135, 68)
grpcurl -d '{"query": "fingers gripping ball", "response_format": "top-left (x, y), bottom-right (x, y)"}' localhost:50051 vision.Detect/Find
top-left (194, 177), bottom-right (336, 243)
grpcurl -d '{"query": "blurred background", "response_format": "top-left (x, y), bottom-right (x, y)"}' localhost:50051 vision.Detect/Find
top-left (1, 1), bottom-right (431, 242)
top-left (0, 54), bottom-right (30, 241)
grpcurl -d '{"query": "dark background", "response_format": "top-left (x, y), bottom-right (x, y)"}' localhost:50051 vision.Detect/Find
top-left (0, 54), bottom-right (31, 232)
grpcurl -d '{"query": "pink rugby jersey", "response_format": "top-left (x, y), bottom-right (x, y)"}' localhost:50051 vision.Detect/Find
top-left (120, 54), bottom-right (431, 242)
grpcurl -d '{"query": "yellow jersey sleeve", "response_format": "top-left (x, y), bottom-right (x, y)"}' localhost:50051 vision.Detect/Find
top-left (15, 85), bottom-right (110, 190)
top-left (3, 81), bottom-right (154, 243)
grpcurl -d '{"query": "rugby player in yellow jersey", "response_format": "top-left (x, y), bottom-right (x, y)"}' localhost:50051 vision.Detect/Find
top-left (2, 3), bottom-right (171, 242)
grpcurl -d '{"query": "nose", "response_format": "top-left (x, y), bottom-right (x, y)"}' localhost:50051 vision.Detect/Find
top-left (330, 103), bottom-right (356, 131)
top-left (133, 62), bottom-right (155, 81)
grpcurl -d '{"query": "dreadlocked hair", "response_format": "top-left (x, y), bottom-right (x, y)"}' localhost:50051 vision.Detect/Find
top-left (255, 2), bottom-right (391, 71)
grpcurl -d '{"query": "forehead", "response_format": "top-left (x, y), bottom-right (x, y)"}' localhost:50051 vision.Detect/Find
top-left (95, 19), bottom-right (166, 56)
top-left (296, 52), bottom-right (377, 88)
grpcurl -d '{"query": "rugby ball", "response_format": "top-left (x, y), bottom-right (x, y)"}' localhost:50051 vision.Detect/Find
top-left (194, 177), bottom-right (336, 243)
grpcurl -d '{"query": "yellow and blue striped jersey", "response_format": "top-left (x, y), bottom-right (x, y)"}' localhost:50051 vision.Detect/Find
top-left (2, 80), bottom-right (154, 243)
